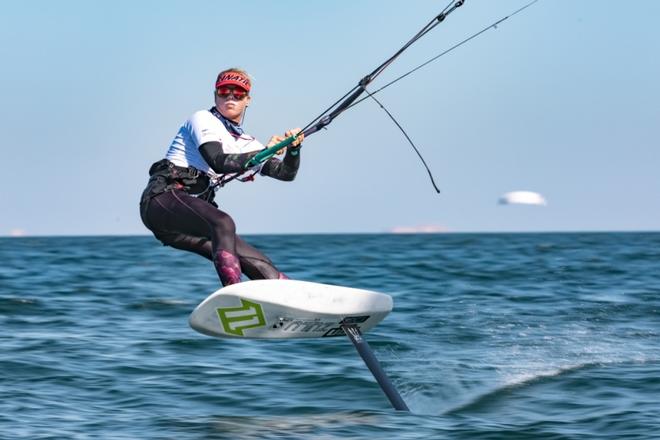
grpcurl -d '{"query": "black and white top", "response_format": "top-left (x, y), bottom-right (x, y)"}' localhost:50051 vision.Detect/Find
top-left (165, 110), bottom-right (265, 180)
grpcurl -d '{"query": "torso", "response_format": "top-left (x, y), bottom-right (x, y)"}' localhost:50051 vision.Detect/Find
top-left (165, 110), bottom-right (264, 179)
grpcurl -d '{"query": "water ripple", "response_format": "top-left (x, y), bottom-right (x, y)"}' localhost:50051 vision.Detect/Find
top-left (1, 233), bottom-right (659, 438)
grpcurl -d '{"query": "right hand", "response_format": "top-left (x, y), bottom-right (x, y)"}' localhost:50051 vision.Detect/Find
top-left (265, 134), bottom-right (286, 155)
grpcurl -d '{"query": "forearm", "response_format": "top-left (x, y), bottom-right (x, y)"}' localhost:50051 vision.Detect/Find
top-left (261, 147), bottom-right (301, 181)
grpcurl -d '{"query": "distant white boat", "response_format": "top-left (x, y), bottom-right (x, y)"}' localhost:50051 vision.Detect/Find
top-left (389, 224), bottom-right (449, 234)
top-left (498, 191), bottom-right (547, 206)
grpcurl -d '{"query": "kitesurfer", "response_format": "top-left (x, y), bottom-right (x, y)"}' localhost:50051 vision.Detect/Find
top-left (139, 68), bottom-right (303, 286)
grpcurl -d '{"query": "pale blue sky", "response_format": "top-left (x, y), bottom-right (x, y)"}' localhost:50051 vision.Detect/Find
top-left (1, 1), bottom-right (658, 236)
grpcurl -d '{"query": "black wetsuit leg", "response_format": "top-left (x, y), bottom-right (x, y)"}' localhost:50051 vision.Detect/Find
top-left (141, 190), bottom-right (285, 284)
top-left (235, 236), bottom-right (285, 280)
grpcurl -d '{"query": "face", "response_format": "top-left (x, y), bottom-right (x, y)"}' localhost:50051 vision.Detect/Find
top-left (214, 85), bottom-right (251, 122)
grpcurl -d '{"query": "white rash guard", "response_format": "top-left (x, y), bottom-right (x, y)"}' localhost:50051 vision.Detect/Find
top-left (165, 110), bottom-right (265, 180)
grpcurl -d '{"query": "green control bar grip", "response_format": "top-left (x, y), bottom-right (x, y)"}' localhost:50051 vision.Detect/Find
top-left (244, 135), bottom-right (298, 169)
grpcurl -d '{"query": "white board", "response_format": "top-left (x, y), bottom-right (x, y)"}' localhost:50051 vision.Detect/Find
top-left (189, 279), bottom-right (393, 339)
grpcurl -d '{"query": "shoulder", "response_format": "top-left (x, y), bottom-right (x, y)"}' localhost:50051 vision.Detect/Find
top-left (185, 110), bottom-right (229, 136)
top-left (188, 110), bottom-right (216, 126)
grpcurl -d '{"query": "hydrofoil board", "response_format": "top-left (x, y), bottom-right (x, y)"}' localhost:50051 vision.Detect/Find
top-left (189, 279), bottom-right (393, 339)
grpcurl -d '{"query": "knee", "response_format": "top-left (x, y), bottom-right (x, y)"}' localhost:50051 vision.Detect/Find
top-left (212, 211), bottom-right (236, 236)
top-left (151, 230), bottom-right (178, 247)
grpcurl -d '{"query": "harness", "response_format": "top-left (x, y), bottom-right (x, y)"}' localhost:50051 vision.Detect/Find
top-left (142, 159), bottom-right (215, 203)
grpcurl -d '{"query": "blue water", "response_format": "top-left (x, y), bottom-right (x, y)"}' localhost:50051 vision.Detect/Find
top-left (1, 232), bottom-right (659, 439)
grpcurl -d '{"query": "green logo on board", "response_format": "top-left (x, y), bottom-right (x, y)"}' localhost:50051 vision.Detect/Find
top-left (216, 299), bottom-right (266, 336)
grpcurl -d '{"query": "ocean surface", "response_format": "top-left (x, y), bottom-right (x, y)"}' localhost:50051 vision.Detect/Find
top-left (1, 232), bottom-right (659, 439)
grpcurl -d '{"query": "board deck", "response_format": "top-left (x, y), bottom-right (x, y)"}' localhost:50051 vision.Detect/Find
top-left (189, 279), bottom-right (393, 339)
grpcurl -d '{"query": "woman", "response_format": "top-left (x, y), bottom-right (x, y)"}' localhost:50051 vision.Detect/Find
top-left (140, 68), bottom-right (303, 286)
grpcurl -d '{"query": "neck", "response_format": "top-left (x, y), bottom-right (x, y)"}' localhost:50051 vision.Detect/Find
top-left (210, 106), bottom-right (244, 137)
top-left (214, 106), bottom-right (240, 124)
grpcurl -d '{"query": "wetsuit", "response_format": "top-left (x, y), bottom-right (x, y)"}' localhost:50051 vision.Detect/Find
top-left (140, 107), bottom-right (300, 286)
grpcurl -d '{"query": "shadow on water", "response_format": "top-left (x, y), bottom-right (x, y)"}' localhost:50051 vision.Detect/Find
top-left (153, 410), bottom-right (458, 440)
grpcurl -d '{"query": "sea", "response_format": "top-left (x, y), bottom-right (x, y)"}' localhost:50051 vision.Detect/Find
top-left (1, 232), bottom-right (659, 439)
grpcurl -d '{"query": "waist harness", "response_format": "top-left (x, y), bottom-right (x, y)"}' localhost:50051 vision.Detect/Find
top-left (141, 159), bottom-right (214, 203)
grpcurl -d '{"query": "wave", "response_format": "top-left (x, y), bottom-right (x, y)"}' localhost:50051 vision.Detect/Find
top-left (444, 361), bottom-right (603, 415)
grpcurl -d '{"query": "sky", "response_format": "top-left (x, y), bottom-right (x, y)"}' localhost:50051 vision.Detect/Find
top-left (1, 0), bottom-right (658, 236)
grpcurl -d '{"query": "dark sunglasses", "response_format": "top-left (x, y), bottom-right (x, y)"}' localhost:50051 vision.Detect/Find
top-left (216, 87), bottom-right (249, 100)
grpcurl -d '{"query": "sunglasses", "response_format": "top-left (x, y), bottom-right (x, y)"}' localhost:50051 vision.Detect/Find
top-left (216, 87), bottom-right (249, 100)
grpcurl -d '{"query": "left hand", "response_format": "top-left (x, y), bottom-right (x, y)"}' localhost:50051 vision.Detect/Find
top-left (285, 128), bottom-right (304, 147)
top-left (266, 128), bottom-right (304, 155)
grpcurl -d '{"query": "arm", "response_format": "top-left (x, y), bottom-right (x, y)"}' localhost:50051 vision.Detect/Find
top-left (261, 128), bottom-right (304, 181)
top-left (199, 141), bottom-right (260, 174)
top-left (261, 145), bottom-right (301, 181)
